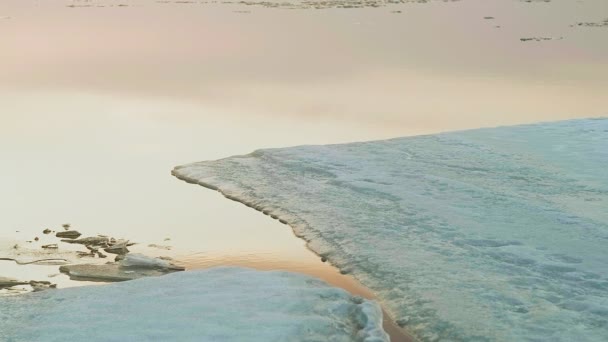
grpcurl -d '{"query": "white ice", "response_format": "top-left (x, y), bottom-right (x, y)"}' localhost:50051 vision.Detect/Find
top-left (174, 118), bottom-right (608, 341)
top-left (0, 267), bottom-right (388, 342)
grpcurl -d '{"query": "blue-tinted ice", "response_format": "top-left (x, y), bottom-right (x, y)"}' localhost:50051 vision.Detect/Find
top-left (0, 267), bottom-right (388, 342)
top-left (174, 118), bottom-right (608, 341)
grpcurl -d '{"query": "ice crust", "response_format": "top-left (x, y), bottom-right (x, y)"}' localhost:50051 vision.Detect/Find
top-left (0, 267), bottom-right (388, 342)
top-left (174, 118), bottom-right (608, 341)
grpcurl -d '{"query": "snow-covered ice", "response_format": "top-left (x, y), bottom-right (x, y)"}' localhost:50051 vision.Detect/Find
top-left (0, 267), bottom-right (388, 342)
top-left (174, 118), bottom-right (608, 341)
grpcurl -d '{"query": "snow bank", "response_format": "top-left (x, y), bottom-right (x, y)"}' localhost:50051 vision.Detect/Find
top-left (174, 118), bottom-right (608, 341)
top-left (0, 267), bottom-right (388, 342)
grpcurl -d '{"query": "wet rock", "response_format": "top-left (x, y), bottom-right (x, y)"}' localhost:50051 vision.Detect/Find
top-left (61, 236), bottom-right (108, 246)
top-left (56, 230), bottom-right (82, 239)
top-left (0, 277), bottom-right (28, 289)
top-left (104, 241), bottom-right (130, 255)
top-left (59, 255), bottom-right (184, 282)
top-left (29, 280), bottom-right (57, 292)
top-left (62, 223), bottom-right (71, 230)
top-left (85, 245), bottom-right (99, 253)
top-left (76, 251), bottom-right (96, 258)
top-left (148, 244), bottom-right (171, 250)
top-left (34, 237), bottom-right (39, 241)
top-left (43, 229), bottom-right (52, 234)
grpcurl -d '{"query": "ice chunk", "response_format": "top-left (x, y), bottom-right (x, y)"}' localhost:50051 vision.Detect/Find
top-left (120, 253), bottom-right (184, 270)
top-left (174, 118), bottom-right (608, 341)
top-left (0, 267), bottom-right (388, 342)
top-left (59, 254), bottom-right (185, 282)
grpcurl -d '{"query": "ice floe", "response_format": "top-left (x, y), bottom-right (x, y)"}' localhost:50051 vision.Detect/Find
top-left (174, 118), bottom-right (608, 341)
top-left (0, 267), bottom-right (388, 342)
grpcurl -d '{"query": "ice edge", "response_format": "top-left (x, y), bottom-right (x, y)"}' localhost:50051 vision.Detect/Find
top-left (171, 166), bottom-right (409, 341)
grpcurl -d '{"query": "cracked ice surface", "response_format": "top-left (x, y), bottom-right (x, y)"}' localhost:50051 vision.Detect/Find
top-left (0, 267), bottom-right (387, 342)
top-left (174, 118), bottom-right (608, 341)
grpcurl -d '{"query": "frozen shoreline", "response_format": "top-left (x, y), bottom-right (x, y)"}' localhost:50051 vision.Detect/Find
top-left (171, 171), bottom-right (415, 342)
top-left (173, 118), bottom-right (608, 341)
top-left (0, 267), bottom-right (389, 342)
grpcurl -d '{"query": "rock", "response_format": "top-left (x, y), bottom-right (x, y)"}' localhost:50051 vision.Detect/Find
top-left (61, 236), bottom-right (108, 246)
top-left (43, 229), bottom-right (52, 234)
top-left (148, 244), bottom-right (171, 250)
top-left (120, 254), bottom-right (185, 271)
top-left (0, 277), bottom-right (28, 289)
top-left (97, 252), bottom-right (107, 258)
top-left (62, 223), bottom-right (70, 230)
top-left (56, 230), bottom-right (82, 239)
top-left (76, 251), bottom-right (95, 258)
top-left (29, 280), bottom-right (57, 292)
top-left (85, 245), bottom-right (99, 253)
top-left (59, 256), bottom-right (183, 282)
top-left (41, 244), bottom-right (59, 249)
top-left (34, 237), bottom-right (39, 241)
top-left (104, 241), bottom-right (129, 255)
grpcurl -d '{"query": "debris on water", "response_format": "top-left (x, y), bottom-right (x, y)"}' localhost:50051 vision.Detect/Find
top-left (484, 16), bottom-right (494, 19)
top-left (42, 244), bottom-right (59, 249)
top-left (520, 37), bottom-right (562, 42)
top-left (574, 18), bottom-right (608, 28)
top-left (148, 244), bottom-right (171, 250)
top-left (56, 230), bottom-right (82, 239)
